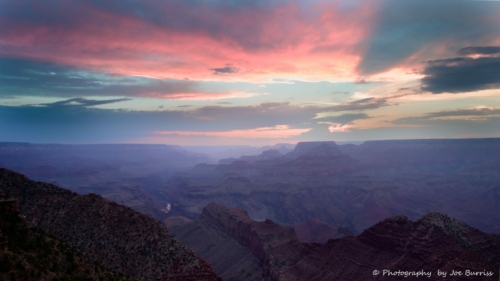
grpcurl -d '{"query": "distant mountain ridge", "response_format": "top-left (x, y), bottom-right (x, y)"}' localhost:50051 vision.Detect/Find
top-left (0, 168), bottom-right (221, 281)
top-left (340, 138), bottom-right (500, 166)
top-left (217, 141), bottom-right (360, 176)
top-left (218, 149), bottom-right (284, 165)
top-left (165, 139), bottom-right (500, 235)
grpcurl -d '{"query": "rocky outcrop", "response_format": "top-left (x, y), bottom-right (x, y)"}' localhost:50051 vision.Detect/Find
top-left (173, 203), bottom-right (500, 281)
top-left (269, 142), bottom-right (359, 176)
top-left (0, 168), bottom-right (221, 281)
top-left (284, 141), bottom-right (341, 159)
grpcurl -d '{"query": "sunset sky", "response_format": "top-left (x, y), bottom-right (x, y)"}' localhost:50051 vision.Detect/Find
top-left (1, 0), bottom-right (500, 145)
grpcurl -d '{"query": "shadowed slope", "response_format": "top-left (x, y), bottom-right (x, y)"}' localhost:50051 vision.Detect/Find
top-left (0, 168), bottom-right (221, 281)
top-left (0, 190), bottom-right (137, 281)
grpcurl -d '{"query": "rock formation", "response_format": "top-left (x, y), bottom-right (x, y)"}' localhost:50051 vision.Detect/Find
top-left (172, 202), bottom-right (500, 281)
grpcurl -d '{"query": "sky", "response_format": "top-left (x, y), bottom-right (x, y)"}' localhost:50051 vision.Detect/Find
top-left (1, 0), bottom-right (500, 146)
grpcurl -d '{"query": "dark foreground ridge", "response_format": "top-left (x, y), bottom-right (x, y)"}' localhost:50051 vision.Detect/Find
top-left (0, 189), bottom-right (136, 281)
top-left (171, 202), bottom-right (500, 281)
top-left (0, 168), bottom-right (221, 281)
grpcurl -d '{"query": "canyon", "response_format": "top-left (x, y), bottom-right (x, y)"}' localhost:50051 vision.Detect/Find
top-left (1, 139), bottom-right (500, 280)
top-left (164, 139), bottom-right (500, 235)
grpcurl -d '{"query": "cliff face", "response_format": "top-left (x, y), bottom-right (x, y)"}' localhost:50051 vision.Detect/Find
top-left (199, 203), bottom-right (300, 271)
top-left (173, 203), bottom-right (500, 281)
top-left (174, 202), bottom-right (307, 281)
top-left (0, 168), bottom-right (221, 281)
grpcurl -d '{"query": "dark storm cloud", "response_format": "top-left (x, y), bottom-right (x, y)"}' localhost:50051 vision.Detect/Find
top-left (316, 113), bottom-right (370, 124)
top-left (421, 56), bottom-right (500, 94)
top-left (210, 64), bottom-right (238, 74)
top-left (458, 46), bottom-right (500, 56)
top-left (357, 0), bottom-right (500, 75)
top-left (394, 107), bottom-right (500, 124)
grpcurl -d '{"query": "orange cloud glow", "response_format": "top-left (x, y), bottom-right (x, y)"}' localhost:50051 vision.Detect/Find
top-left (153, 125), bottom-right (311, 139)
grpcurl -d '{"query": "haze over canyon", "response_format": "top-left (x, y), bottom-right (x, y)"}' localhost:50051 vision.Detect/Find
top-left (1, 139), bottom-right (500, 280)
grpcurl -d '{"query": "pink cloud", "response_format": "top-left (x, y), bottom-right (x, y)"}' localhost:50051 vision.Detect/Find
top-left (0, 1), bottom-right (379, 82)
top-left (153, 125), bottom-right (311, 139)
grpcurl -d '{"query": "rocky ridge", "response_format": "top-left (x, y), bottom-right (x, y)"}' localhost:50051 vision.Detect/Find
top-left (0, 168), bottom-right (221, 281)
top-left (173, 202), bottom-right (500, 281)
top-left (0, 190), bottom-right (136, 281)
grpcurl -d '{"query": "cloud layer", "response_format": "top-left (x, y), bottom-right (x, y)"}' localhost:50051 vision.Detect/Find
top-left (421, 48), bottom-right (500, 94)
top-left (395, 107), bottom-right (500, 124)
top-left (1, 0), bottom-right (500, 144)
top-left (0, 0), bottom-right (377, 82)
